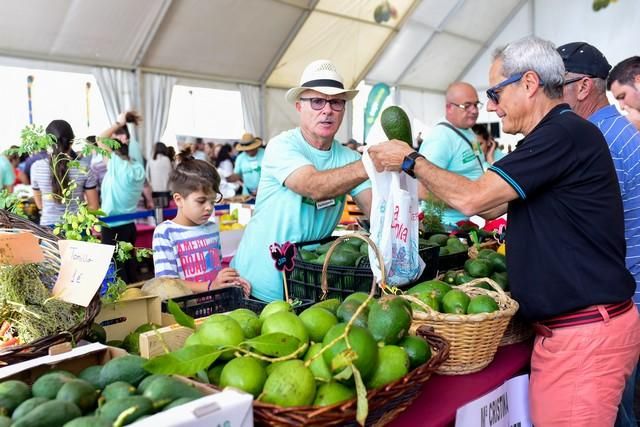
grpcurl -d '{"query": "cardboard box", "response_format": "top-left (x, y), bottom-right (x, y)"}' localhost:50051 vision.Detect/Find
top-left (95, 294), bottom-right (162, 341)
top-left (0, 343), bottom-right (253, 427)
top-left (139, 318), bottom-right (208, 359)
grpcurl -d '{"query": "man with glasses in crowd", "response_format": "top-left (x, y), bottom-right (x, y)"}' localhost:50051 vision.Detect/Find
top-left (232, 59), bottom-right (371, 302)
top-left (368, 36), bottom-right (640, 425)
top-left (418, 82), bottom-right (485, 226)
top-left (558, 42), bottom-right (640, 427)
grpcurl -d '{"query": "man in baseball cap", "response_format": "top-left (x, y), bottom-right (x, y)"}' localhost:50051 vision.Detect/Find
top-left (232, 60), bottom-right (371, 302)
top-left (559, 41), bottom-right (640, 427)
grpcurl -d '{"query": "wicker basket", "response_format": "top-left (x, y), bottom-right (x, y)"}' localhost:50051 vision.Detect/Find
top-left (407, 277), bottom-right (518, 375)
top-left (499, 293), bottom-right (533, 346)
top-left (0, 210), bottom-right (101, 365)
top-left (253, 325), bottom-right (448, 426)
top-left (248, 234), bottom-right (450, 426)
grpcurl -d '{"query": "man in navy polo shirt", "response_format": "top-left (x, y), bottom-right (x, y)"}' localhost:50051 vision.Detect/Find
top-left (368, 36), bottom-right (640, 426)
top-left (559, 42), bottom-right (640, 427)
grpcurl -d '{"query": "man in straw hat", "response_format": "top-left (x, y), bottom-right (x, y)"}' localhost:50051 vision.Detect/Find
top-left (368, 36), bottom-right (639, 425)
top-left (232, 59), bottom-right (371, 302)
top-left (233, 132), bottom-right (265, 196)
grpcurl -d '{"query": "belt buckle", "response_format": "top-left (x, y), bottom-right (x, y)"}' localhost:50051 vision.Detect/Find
top-left (533, 322), bottom-right (553, 337)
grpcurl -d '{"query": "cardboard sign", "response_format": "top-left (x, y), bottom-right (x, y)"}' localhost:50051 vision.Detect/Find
top-left (0, 231), bottom-right (44, 265)
top-left (52, 240), bottom-right (115, 307)
top-left (455, 374), bottom-right (531, 427)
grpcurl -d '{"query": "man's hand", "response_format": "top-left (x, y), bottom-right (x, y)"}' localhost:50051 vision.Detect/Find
top-left (367, 140), bottom-right (415, 172)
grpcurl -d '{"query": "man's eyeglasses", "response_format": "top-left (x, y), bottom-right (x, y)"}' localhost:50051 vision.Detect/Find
top-left (299, 97), bottom-right (346, 112)
top-left (486, 72), bottom-right (545, 104)
top-left (563, 76), bottom-right (586, 86)
top-left (449, 101), bottom-right (483, 111)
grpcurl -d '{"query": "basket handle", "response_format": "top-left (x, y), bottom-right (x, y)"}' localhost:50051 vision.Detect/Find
top-left (399, 293), bottom-right (439, 314)
top-left (458, 277), bottom-right (509, 303)
top-left (320, 233), bottom-right (386, 300)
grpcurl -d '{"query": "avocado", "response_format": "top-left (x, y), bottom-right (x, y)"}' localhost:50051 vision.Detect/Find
top-left (12, 397), bottom-right (49, 421)
top-left (442, 270), bottom-right (457, 285)
top-left (439, 246), bottom-right (450, 256)
top-left (101, 381), bottom-right (137, 402)
top-left (78, 366), bottom-right (104, 390)
top-left (327, 249), bottom-right (359, 267)
top-left (63, 416), bottom-right (112, 427)
top-left (467, 295), bottom-right (499, 314)
top-left (406, 280), bottom-right (451, 302)
top-left (311, 298), bottom-right (341, 315)
top-left (298, 249), bottom-right (317, 262)
top-left (486, 252), bottom-right (507, 273)
top-left (164, 397), bottom-right (199, 410)
top-left (57, 379), bottom-right (98, 414)
top-left (315, 241), bottom-right (334, 255)
top-left (410, 291), bottom-right (440, 313)
top-left (0, 380), bottom-right (31, 416)
top-left (367, 296), bottom-right (412, 344)
top-left (455, 271), bottom-right (474, 286)
top-left (381, 106), bottom-right (412, 145)
top-left (441, 289), bottom-right (471, 314)
top-left (0, 415), bottom-right (10, 427)
top-left (427, 234), bottom-right (449, 247)
top-left (336, 299), bottom-right (368, 328)
top-left (142, 376), bottom-right (204, 407)
top-left (95, 396), bottom-right (153, 424)
top-left (476, 248), bottom-right (496, 260)
top-left (13, 400), bottom-right (81, 427)
top-left (32, 371), bottom-right (76, 399)
top-left (99, 355), bottom-right (149, 387)
top-left (136, 374), bottom-right (165, 394)
top-left (464, 259), bottom-right (494, 278)
top-left (491, 272), bottom-right (509, 291)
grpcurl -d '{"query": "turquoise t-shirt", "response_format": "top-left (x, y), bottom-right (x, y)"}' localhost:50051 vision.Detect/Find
top-left (419, 121), bottom-right (485, 226)
top-left (0, 156), bottom-right (15, 189)
top-left (101, 154), bottom-right (145, 226)
top-left (231, 128), bottom-right (371, 302)
top-left (234, 148), bottom-right (265, 195)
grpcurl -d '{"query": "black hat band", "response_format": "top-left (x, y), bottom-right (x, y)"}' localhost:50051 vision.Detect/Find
top-left (301, 79), bottom-right (344, 89)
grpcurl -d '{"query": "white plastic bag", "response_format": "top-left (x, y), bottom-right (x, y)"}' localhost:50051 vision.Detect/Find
top-left (362, 148), bottom-right (425, 286)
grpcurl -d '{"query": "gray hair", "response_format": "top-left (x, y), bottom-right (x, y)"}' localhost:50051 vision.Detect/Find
top-left (493, 36), bottom-right (565, 99)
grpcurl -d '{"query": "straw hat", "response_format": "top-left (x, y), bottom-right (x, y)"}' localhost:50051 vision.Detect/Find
top-left (285, 59), bottom-right (359, 104)
top-left (236, 132), bottom-right (262, 151)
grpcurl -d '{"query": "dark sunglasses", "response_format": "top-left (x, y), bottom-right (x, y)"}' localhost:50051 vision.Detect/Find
top-left (299, 97), bottom-right (346, 112)
top-left (486, 72), bottom-right (525, 104)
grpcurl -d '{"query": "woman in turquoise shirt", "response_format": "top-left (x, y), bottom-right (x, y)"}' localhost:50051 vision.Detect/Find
top-left (98, 137), bottom-right (145, 283)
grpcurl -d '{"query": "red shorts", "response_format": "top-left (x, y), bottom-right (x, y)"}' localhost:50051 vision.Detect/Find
top-left (529, 303), bottom-right (640, 426)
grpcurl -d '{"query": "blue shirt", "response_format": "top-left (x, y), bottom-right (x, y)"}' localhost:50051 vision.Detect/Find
top-left (234, 148), bottom-right (265, 195)
top-left (101, 155), bottom-right (145, 226)
top-left (419, 121), bottom-right (484, 225)
top-left (153, 220), bottom-right (222, 282)
top-left (231, 128), bottom-right (370, 302)
top-left (588, 105), bottom-right (640, 305)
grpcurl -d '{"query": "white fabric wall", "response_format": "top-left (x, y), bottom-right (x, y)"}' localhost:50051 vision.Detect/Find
top-left (396, 88), bottom-right (446, 144)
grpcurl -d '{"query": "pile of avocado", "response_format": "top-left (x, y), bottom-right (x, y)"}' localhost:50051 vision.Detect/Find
top-left (441, 248), bottom-right (508, 291)
top-left (0, 355), bottom-right (205, 426)
top-left (405, 280), bottom-right (500, 315)
top-left (426, 234), bottom-right (468, 257)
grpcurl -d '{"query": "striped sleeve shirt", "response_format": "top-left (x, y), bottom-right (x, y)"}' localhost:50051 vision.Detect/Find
top-left (152, 220), bottom-right (223, 283)
top-left (589, 105), bottom-right (640, 304)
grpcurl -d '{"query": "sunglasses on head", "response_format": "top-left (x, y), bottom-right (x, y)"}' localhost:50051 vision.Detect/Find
top-left (486, 71), bottom-right (545, 104)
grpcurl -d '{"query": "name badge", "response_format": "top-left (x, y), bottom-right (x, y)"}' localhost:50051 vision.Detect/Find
top-left (316, 199), bottom-right (336, 210)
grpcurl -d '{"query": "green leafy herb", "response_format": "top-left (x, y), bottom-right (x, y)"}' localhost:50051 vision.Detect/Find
top-left (143, 345), bottom-right (222, 376)
top-left (101, 277), bottom-right (128, 304)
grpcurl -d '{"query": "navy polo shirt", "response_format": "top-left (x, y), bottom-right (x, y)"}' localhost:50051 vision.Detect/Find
top-left (489, 104), bottom-right (635, 321)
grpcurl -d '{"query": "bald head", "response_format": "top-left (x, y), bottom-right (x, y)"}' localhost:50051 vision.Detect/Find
top-left (445, 82), bottom-right (480, 129)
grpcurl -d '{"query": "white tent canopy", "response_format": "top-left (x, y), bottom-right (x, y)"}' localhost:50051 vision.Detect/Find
top-left (0, 0), bottom-right (637, 152)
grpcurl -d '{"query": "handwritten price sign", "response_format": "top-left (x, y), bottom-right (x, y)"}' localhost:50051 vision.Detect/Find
top-left (53, 240), bottom-right (115, 307)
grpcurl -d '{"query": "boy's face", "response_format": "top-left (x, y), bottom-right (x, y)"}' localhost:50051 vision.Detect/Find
top-left (174, 190), bottom-right (216, 226)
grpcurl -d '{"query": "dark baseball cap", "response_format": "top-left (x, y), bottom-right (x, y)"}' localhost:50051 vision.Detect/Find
top-left (557, 42), bottom-right (611, 79)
